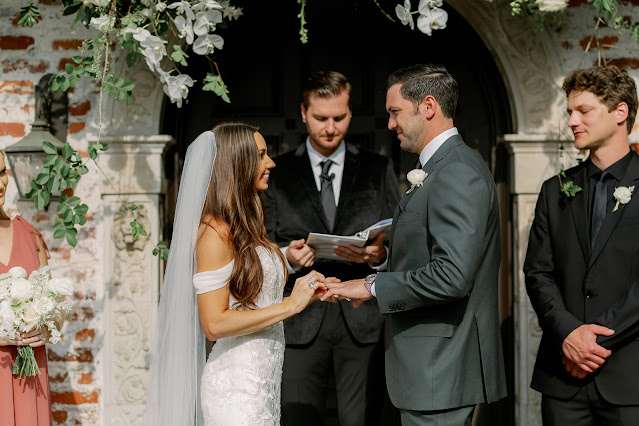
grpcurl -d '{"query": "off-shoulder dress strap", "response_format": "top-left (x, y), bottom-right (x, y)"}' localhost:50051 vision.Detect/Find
top-left (193, 260), bottom-right (234, 295)
top-left (13, 216), bottom-right (50, 259)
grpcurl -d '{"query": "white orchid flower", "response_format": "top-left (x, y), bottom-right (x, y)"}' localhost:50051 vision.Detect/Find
top-left (129, 30), bottom-right (167, 72)
top-left (193, 34), bottom-right (224, 55)
top-left (418, 0), bottom-right (443, 13)
top-left (192, 0), bottom-right (223, 11)
top-left (163, 74), bottom-right (195, 108)
top-left (417, 7), bottom-right (448, 35)
top-left (395, 0), bottom-right (415, 30)
top-left (89, 15), bottom-right (115, 32)
top-left (140, 0), bottom-right (152, 6)
top-left (167, 1), bottom-right (196, 20)
top-left (223, 5), bottom-right (243, 20)
top-left (194, 11), bottom-right (223, 35)
top-left (88, 0), bottom-right (110, 7)
top-left (175, 15), bottom-right (195, 44)
top-left (535, 0), bottom-right (569, 12)
top-left (156, 1), bottom-right (167, 12)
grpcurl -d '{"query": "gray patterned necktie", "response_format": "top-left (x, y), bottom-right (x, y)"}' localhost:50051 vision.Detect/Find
top-left (320, 160), bottom-right (336, 230)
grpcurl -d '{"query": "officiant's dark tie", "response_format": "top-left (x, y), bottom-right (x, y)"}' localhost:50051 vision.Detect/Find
top-left (320, 160), bottom-right (336, 230)
top-left (590, 171), bottom-right (609, 248)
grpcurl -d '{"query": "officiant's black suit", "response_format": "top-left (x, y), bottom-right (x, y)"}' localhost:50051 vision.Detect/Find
top-left (524, 151), bottom-right (639, 409)
top-left (263, 142), bottom-right (400, 425)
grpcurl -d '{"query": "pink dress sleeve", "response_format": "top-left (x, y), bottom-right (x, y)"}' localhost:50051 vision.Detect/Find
top-left (13, 216), bottom-right (50, 261)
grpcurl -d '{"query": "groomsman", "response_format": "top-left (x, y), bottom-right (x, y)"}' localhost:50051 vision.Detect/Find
top-left (524, 65), bottom-right (639, 424)
top-left (323, 64), bottom-right (507, 425)
top-left (263, 71), bottom-right (400, 426)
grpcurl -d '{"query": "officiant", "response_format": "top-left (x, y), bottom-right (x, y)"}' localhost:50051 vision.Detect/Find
top-left (263, 71), bottom-right (400, 426)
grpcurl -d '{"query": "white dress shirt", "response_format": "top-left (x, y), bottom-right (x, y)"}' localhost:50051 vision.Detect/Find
top-left (370, 128), bottom-right (459, 297)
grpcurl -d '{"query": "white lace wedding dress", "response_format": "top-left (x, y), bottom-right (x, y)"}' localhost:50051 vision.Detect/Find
top-left (200, 246), bottom-right (286, 426)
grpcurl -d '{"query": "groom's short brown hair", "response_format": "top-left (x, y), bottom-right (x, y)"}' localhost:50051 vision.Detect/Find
top-left (563, 65), bottom-right (638, 134)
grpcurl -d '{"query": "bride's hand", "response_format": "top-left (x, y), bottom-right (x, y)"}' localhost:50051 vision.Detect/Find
top-left (285, 271), bottom-right (326, 314)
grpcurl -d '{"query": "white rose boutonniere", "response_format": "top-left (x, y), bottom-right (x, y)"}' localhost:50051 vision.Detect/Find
top-left (613, 185), bottom-right (635, 212)
top-left (406, 169), bottom-right (428, 194)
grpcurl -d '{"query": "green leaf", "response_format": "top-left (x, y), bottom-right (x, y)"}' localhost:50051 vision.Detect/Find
top-left (42, 141), bottom-right (58, 155)
top-left (75, 204), bottom-right (88, 215)
top-left (78, 165), bottom-right (89, 175)
top-left (35, 192), bottom-right (45, 211)
top-left (122, 81), bottom-right (135, 91)
top-left (57, 203), bottom-right (69, 214)
top-left (126, 51), bottom-right (138, 68)
top-left (67, 196), bottom-right (81, 207)
top-left (43, 155), bottom-right (57, 168)
top-left (66, 232), bottom-right (78, 247)
top-left (62, 142), bottom-right (74, 160)
top-left (78, 215), bottom-right (87, 226)
top-left (88, 146), bottom-right (97, 160)
top-left (63, 209), bottom-right (73, 223)
top-left (60, 78), bottom-right (70, 92)
top-left (53, 229), bottom-right (66, 239)
top-left (35, 173), bottom-right (50, 185)
top-left (561, 181), bottom-right (583, 198)
top-left (171, 45), bottom-right (190, 67)
top-left (202, 73), bottom-right (231, 103)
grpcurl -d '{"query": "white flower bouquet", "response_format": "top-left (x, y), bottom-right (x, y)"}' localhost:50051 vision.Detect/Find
top-left (0, 266), bottom-right (75, 378)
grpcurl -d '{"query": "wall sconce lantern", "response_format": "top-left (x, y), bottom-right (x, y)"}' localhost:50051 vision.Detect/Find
top-left (4, 75), bottom-right (68, 201)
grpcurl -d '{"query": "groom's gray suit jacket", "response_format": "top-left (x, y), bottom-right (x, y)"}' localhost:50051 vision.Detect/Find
top-left (375, 134), bottom-right (507, 411)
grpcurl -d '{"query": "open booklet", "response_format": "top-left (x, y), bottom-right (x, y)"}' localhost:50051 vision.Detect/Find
top-left (305, 218), bottom-right (393, 260)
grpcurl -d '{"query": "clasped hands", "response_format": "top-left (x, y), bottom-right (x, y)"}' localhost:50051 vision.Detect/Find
top-left (0, 328), bottom-right (49, 348)
top-left (285, 233), bottom-right (388, 268)
top-left (561, 324), bottom-right (615, 379)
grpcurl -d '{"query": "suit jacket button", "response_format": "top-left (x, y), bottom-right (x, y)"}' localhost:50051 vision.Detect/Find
top-left (586, 292), bottom-right (592, 299)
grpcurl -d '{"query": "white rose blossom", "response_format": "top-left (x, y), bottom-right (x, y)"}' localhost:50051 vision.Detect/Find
top-left (20, 303), bottom-right (39, 332)
top-left (48, 328), bottom-right (62, 345)
top-left (90, 15), bottom-right (115, 32)
top-left (193, 33), bottom-right (224, 55)
top-left (175, 15), bottom-right (195, 44)
top-left (613, 185), bottom-right (635, 212)
top-left (8, 267), bottom-right (27, 280)
top-left (417, 7), bottom-right (448, 35)
top-left (47, 278), bottom-right (75, 297)
top-left (406, 169), bottom-right (428, 194)
top-left (194, 11), bottom-right (223, 36)
top-left (535, 0), bottom-right (569, 12)
top-left (0, 301), bottom-right (16, 336)
top-left (35, 297), bottom-right (55, 317)
top-left (10, 278), bottom-right (34, 301)
top-left (395, 0), bottom-right (415, 30)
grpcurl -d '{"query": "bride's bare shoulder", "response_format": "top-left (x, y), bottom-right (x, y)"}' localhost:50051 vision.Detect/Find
top-left (197, 216), bottom-right (233, 271)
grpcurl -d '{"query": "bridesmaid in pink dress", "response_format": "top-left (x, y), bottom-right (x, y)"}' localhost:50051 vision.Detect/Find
top-left (0, 152), bottom-right (53, 426)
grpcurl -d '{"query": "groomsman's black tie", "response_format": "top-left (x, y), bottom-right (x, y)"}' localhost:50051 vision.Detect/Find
top-left (591, 171), bottom-right (609, 248)
top-left (320, 160), bottom-right (336, 230)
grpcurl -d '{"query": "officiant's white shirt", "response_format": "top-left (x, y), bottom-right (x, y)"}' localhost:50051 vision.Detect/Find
top-left (371, 127), bottom-right (458, 297)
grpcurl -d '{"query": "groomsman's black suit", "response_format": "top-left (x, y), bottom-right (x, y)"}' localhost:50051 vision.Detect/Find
top-left (525, 151), bottom-right (639, 406)
top-left (263, 141), bottom-right (400, 425)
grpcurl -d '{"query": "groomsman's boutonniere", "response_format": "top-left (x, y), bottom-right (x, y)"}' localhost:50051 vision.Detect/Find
top-left (406, 169), bottom-right (427, 194)
top-left (612, 185), bottom-right (635, 212)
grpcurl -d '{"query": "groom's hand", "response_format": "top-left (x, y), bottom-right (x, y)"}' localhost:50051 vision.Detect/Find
top-left (334, 233), bottom-right (387, 264)
top-left (562, 324), bottom-right (614, 373)
top-left (562, 356), bottom-right (589, 379)
top-left (321, 278), bottom-right (373, 307)
top-left (286, 239), bottom-right (315, 267)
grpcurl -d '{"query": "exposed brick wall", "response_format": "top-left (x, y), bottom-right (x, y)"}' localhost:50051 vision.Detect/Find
top-left (1, 3), bottom-right (102, 425)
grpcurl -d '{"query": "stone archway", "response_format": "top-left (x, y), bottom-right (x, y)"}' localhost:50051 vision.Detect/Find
top-left (97, 1), bottom-right (570, 424)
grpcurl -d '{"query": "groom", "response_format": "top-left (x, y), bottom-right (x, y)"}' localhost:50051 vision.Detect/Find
top-left (323, 64), bottom-right (507, 425)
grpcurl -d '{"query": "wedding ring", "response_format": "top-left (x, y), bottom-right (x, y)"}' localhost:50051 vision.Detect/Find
top-left (308, 280), bottom-right (314, 289)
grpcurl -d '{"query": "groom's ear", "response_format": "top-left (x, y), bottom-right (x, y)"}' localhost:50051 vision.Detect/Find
top-left (420, 95), bottom-right (437, 120)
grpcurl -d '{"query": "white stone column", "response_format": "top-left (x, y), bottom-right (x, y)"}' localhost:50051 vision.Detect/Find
top-left (504, 135), bottom-right (583, 426)
top-left (98, 136), bottom-right (173, 425)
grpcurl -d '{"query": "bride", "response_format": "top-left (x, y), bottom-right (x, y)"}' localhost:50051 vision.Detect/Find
top-left (142, 123), bottom-right (327, 425)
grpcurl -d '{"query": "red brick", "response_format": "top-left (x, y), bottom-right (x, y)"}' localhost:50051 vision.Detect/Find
top-left (0, 123), bottom-right (26, 137)
top-left (75, 328), bottom-right (95, 343)
top-left (77, 372), bottom-right (93, 384)
top-left (68, 122), bottom-right (85, 134)
top-left (58, 57), bottom-right (75, 72)
top-left (579, 35), bottom-right (618, 51)
top-left (69, 101), bottom-right (91, 116)
top-left (48, 348), bottom-right (93, 363)
top-left (49, 372), bottom-right (69, 383)
top-left (0, 36), bottom-right (35, 50)
top-left (606, 58), bottom-right (639, 70)
top-left (561, 41), bottom-right (572, 50)
top-left (52, 39), bottom-right (84, 51)
top-left (1, 59), bottom-right (48, 73)
top-left (35, 212), bottom-right (49, 223)
top-left (38, 0), bottom-right (61, 5)
top-left (51, 390), bottom-right (99, 404)
top-left (52, 411), bottom-right (67, 424)
top-left (0, 80), bottom-right (34, 95)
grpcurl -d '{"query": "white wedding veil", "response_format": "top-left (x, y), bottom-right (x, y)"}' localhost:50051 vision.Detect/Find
top-left (142, 131), bottom-right (217, 426)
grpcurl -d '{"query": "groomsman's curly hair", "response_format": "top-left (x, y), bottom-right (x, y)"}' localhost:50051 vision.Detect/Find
top-left (200, 122), bottom-right (286, 309)
top-left (387, 64), bottom-right (459, 119)
top-left (563, 65), bottom-right (638, 134)
top-left (302, 71), bottom-right (352, 109)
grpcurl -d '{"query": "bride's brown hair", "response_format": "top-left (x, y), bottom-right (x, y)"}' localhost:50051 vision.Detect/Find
top-left (201, 122), bottom-right (285, 309)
